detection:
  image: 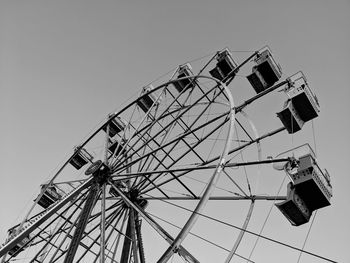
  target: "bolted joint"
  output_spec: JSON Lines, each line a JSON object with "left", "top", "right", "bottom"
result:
{"left": 85, "top": 160, "right": 110, "bottom": 184}
{"left": 172, "top": 245, "right": 179, "bottom": 253}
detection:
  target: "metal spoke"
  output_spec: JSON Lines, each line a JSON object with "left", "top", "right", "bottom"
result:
{"left": 26, "top": 191, "right": 88, "bottom": 263}
{"left": 75, "top": 205, "right": 126, "bottom": 263}
{"left": 136, "top": 110, "right": 229, "bottom": 195}
{"left": 140, "top": 127, "right": 286, "bottom": 195}
{"left": 110, "top": 209, "right": 129, "bottom": 262}
{"left": 138, "top": 116, "right": 229, "bottom": 195}
{"left": 109, "top": 180, "right": 201, "bottom": 263}
{"left": 112, "top": 83, "right": 221, "bottom": 174}
{"left": 116, "top": 158, "right": 289, "bottom": 178}
{"left": 48, "top": 195, "right": 91, "bottom": 263}
{"left": 143, "top": 195, "right": 286, "bottom": 201}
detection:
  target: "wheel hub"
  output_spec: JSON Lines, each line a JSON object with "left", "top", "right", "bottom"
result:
{"left": 85, "top": 160, "right": 110, "bottom": 184}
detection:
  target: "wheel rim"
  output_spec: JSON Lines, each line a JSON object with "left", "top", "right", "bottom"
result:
{"left": 0, "top": 48, "right": 322, "bottom": 263}
{"left": 1, "top": 74, "right": 238, "bottom": 263}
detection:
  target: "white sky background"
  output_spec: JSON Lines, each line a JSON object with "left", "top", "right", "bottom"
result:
{"left": 0, "top": 0, "right": 349, "bottom": 262}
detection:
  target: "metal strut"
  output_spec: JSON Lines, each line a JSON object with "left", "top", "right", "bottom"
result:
{"left": 64, "top": 183, "right": 100, "bottom": 263}
{"left": 120, "top": 209, "right": 142, "bottom": 263}
{"left": 120, "top": 210, "right": 133, "bottom": 263}
{"left": 135, "top": 218, "right": 146, "bottom": 263}
{"left": 109, "top": 180, "right": 200, "bottom": 263}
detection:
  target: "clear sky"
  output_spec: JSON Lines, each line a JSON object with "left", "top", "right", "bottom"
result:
{"left": 1, "top": 1, "right": 349, "bottom": 262}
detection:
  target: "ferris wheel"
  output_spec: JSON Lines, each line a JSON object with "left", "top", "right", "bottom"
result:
{"left": 0, "top": 47, "right": 333, "bottom": 263}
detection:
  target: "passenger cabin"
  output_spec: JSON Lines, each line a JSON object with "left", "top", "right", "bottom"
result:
{"left": 276, "top": 182, "right": 312, "bottom": 226}
{"left": 37, "top": 184, "right": 62, "bottom": 209}
{"left": 247, "top": 49, "right": 282, "bottom": 93}
{"left": 69, "top": 147, "right": 93, "bottom": 170}
{"left": 289, "top": 154, "right": 332, "bottom": 211}
{"left": 277, "top": 72, "right": 319, "bottom": 134}
{"left": 103, "top": 116, "right": 126, "bottom": 137}
{"left": 275, "top": 144, "right": 332, "bottom": 226}
{"left": 173, "top": 63, "right": 195, "bottom": 92}
{"left": 7, "top": 227, "right": 30, "bottom": 257}
{"left": 137, "top": 85, "right": 158, "bottom": 113}
{"left": 209, "top": 48, "right": 237, "bottom": 81}
{"left": 277, "top": 100, "right": 305, "bottom": 134}
{"left": 286, "top": 73, "right": 320, "bottom": 122}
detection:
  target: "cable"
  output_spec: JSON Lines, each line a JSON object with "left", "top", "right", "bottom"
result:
{"left": 234, "top": 124, "right": 252, "bottom": 196}
{"left": 151, "top": 196, "right": 337, "bottom": 263}
{"left": 186, "top": 51, "right": 216, "bottom": 64}
{"left": 296, "top": 120, "right": 319, "bottom": 263}
{"left": 231, "top": 51, "right": 256, "bottom": 53}
{"left": 144, "top": 66, "right": 178, "bottom": 88}
{"left": 311, "top": 120, "right": 318, "bottom": 156}
{"left": 247, "top": 175, "right": 287, "bottom": 261}
{"left": 297, "top": 210, "right": 318, "bottom": 263}
{"left": 184, "top": 174, "right": 244, "bottom": 197}
{"left": 206, "top": 119, "right": 225, "bottom": 162}
{"left": 147, "top": 212, "right": 255, "bottom": 263}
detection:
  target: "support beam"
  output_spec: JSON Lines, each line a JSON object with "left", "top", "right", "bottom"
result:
{"left": 129, "top": 209, "right": 139, "bottom": 263}
{"left": 64, "top": 183, "right": 100, "bottom": 263}
{"left": 135, "top": 216, "right": 146, "bottom": 263}
{"left": 120, "top": 212, "right": 133, "bottom": 263}
{"left": 100, "top": 183, "right": 106, "bottom": 263}
{"left": 109, "top": 181, "right": 200, "bottom": 263}
{"left": 111, "top": 210, "right": 128, "bottom": 262}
